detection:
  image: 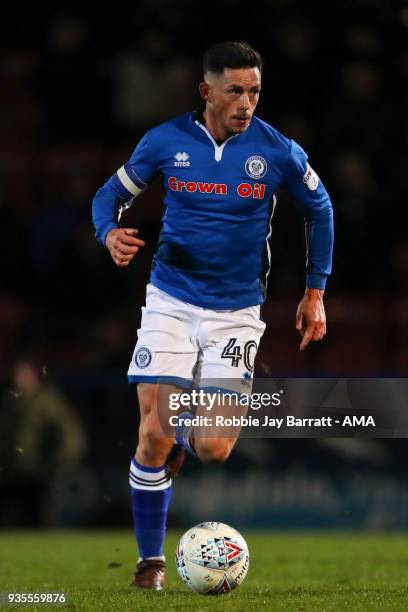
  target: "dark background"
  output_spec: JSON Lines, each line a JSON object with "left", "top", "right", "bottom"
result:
{"left": 0, "top": 1, "right": 407, "bottom": 529}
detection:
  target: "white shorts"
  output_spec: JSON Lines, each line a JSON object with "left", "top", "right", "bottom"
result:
{"left": 127, "top": 284, "right": 266, "bottom": 392}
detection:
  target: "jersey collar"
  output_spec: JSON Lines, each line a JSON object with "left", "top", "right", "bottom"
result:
{"left": 192, "top": 109, "right": 239, "bottom": 162}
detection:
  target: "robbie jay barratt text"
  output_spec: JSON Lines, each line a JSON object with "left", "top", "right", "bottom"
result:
{"left": 167, "top": 415, "right": 376, "bottom": 428}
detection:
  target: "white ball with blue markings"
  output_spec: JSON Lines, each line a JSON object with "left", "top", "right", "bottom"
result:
{"left": 175, "top": 521, "right": 249, "bottom": 594}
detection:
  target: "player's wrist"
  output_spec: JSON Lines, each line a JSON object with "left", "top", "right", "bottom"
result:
{"left": 103, "top": 224, "right": 120, "bottom": 246}
{"left": 105, "top": 226, "right": 120, "bottom": 244}
{"left": 304, "top": 288, "right": 325, "bottom": 300}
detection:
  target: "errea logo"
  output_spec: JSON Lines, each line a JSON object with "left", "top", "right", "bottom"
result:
{"left": 174, "top": 152, "right": 190, "bottom": 167}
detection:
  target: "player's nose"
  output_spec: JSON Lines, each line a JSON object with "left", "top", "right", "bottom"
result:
{"left": 239, "top": 93, "right": 250, "bottom": 110}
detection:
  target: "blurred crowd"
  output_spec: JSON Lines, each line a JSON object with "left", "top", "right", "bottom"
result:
{"left": 0, "top": 1, "right": 407, "bottom": 526}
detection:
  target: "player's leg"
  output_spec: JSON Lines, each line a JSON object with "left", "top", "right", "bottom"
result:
{"left": 127, "top": 284, "right": 198, "bottom": 589}
{"left": 175, "top": 387, "right": 244, "bottom": 463}
{"left": 135, "top": 383, "right": 174, "bottom": 466}
{"left": 177, "top": 305, "right": 266, "bottom": 463}
{"left": 192, "top": 391, "right": 248, "bottom": 463}
{"left": 129, "top": 383, "right": 178, "bottom": 590}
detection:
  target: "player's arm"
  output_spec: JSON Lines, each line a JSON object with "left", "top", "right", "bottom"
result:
{"left": 283, "top": 140, "right": 334, "bottom": 350}
{"left": 92, "top": 131, "right": 157, "bottom": 267}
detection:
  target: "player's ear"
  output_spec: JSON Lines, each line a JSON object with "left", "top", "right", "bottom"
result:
{"left": 199, "top": 81, "right": 211, "bottom": 103}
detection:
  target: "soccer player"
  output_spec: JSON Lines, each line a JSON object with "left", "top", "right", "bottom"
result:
{"left": 92, "top": 41, "right": 334, "bottom": 590}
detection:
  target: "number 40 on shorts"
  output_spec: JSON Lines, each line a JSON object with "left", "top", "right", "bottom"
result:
{"left": 221, "top": 338, "right": 258, "bottom": 370}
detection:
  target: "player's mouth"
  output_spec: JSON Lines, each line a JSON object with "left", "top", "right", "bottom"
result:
{"left": 232, "top": 116, "right": 251, "bottom": 127}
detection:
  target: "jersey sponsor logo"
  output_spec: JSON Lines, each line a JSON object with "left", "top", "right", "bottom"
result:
{"left": 135, "top": 346, "right": 152, "bottom": 369}
{"left": 169, "top": 176, "right": 227, "bottom": 194}
{"left": 168, "top": 177, "right": 266, "bottom": 199}
{"left": 174, "top": 152, "right": 190, "bottom": 167}
{"left": 237, "top": 183, "right": 266, "bottom": 199}
{"left": 245, "top": 155, "right": 268, "bottom": 179}
{"left": 302, "top": 163, "right": 319, "bottom": 190}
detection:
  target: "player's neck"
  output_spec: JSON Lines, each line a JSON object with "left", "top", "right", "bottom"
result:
{"left": 202, "top": 109, "right": 232, "bottom": 143}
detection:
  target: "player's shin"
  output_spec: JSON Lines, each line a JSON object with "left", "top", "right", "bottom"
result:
{"left": 129, "top": 458, "right": 172, "bottom": 560}
{"left": 175, "top": 411, "right": 197, "bottom": 457}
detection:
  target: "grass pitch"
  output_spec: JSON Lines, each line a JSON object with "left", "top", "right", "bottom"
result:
{"left": 1, "top": 531, "right": 408, "bottom": 611}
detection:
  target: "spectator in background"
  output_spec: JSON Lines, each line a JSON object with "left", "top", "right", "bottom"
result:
{"left": 0, "top": 359, "right": 87, "bottom": 525}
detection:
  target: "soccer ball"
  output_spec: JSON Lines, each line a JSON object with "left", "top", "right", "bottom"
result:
{"left": 175, "top": 521, "right": 249, "bottom": 594}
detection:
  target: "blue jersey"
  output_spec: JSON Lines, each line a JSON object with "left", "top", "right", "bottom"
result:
{"left": 92, "top": 112, "right": 334, "bottom": 309}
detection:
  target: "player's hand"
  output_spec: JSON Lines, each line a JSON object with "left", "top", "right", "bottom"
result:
{"left": 105, "top": 228, "right": 145, "bottom": 267}
{"left": 295, "top": 288, "right": 326, "bottom": 351}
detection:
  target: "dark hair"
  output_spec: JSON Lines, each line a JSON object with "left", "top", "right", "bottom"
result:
{"left": 203, "top": 41, "right": 263, "bottom": 76}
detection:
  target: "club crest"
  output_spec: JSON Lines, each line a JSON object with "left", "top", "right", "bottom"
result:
{"left": 135, "top": 346, "right": 152, "bottom": 369}
{"left": 245, "top": 155, "right": 267, "bottom": 179}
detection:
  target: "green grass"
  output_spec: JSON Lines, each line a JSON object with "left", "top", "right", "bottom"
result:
{"left": 1, "top": 531, "right": 408, "bottom": 611}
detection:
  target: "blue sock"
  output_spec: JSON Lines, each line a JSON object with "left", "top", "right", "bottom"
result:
{"left": 175, "top": 411, "right": 197, "bottom": 457}
{"left": 129, "top": 458, "right": 172, "bottom": 559}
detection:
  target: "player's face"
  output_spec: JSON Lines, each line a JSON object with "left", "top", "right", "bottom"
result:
{"left": 200, "top": 67, "right": 262, "bottom": 138}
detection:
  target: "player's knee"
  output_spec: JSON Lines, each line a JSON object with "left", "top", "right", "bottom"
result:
{"left": 195, "top": 439, "right": 232, "bottom": 464}
{"left": 136, "top": 383, "right": 175, "bottom": 465}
